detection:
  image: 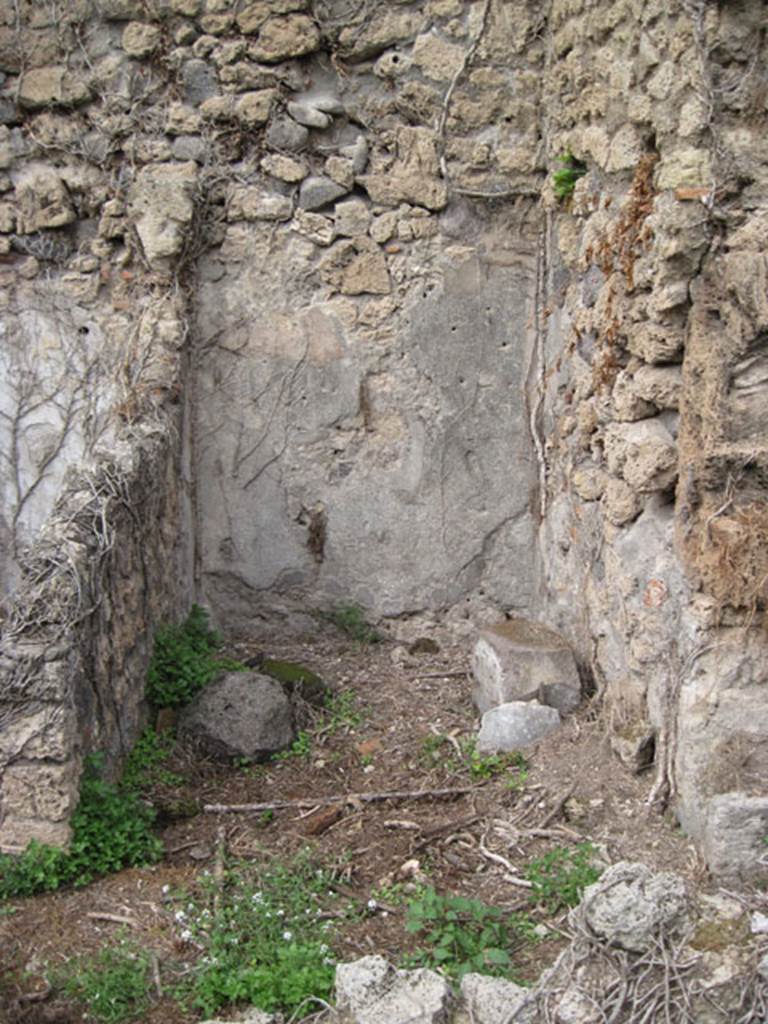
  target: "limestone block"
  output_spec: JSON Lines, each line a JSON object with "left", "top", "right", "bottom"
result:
{"left": 250, "top": 14, "right": 320, "bottom": 62}
{"left": 18, "top": 66, "right": 90, "bottom": 109}
{"left": 340, "top": 136, "right": 369, "bottom": 174}
{"left": 234, "top": 88, "right": 277, "bottom": 127}
{"left": 374, "top": 50, "right": 413, "bottom": 78}
{"left": 411, "top": 32, "right": 464, "bottom": 81}
{"left": 603, "top": 421, "right": 677, "bottom": 493}
{"left": 127, "top": 161, "right": 198, "bottom": 267}
{"left": 606, "top": 124, "right": 645, "bottom": 173}
{"left": 602, "top": 477, "right": 642, "bottom": 527}
{"left": 227, "top": 186, "right": 292, "bottom": 222}
{"left": 656, "top": 148, "right": 712, "bottom": 189}
{"left": 369, "top": 210, "right": 398, "bottom": 244}
{"left": 580, "top": 862, "right": 689, "bottom": 953}
{"left": 572, "top": 465, "right": 607, "bottom": 502}
{"left": 261, "top": 153, "right": 307, "bottom": 183}
{"left": 299, "top": 175, "right": 349, "bottom": 212}
{"left": 472, "top": 619, "right": 580, "bottom": 715}
{"left": 633, "top": 365, "right": 682, "bottom": 410}
{"left": 172, "top": 135, "right": 207, "bottom": 162}
{"left": 16, "top": 168, "right": 74, "bottom": 233}
{"left": 334, "top": 198, "right": 371, "bottom": 238}
{"left": 171, "top": 0, "right": 202, "bottom": 14}
{"left": 325, "top": 156, "right": 355, "bottom": 190}
{"left": 292, "top": 209, "right": 334, "bottom": 246}
{"left": 704, "top": 790, "right": 768, "bottom": 880}
{"left": 626, "top": 321, "right": 684, "bottom": 364}
{"left": 338, "top": 9, "right": 425, "bottom": 61}
{"left": 236, "top": 0, "right": 307, "bottom": 34}
{"left": 460, "top": 974, "right": 535, "bottom": 1024}
{"left": 1, "top": 762, "right": 77, "bottom": 822}
{"left": 320, "top": 238, "right": 390, "bottom": 295}
{"left": 121, "top": 21, "right": 161, "bottom": 57}
{"left": 359, "top": 127, "right": 448, "bottom": 211}
{"left": 178, "top": 672, "right": 295, "bottom": 761}
{"left": 612, "top": 370, "right": 656, "bottom": 422}
{"left": 477, "top": 702, "right": 561, "bottom": 753}
{"left": 0, "top": 199, "right": 14, "bottom": 232}
{"left": 288, "top": 100, "right": 331, "bottom": 129}
{"left": 335, "top": 956, "right": 451, "bottom": 1024}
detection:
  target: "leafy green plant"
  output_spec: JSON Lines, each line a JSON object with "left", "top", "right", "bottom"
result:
{"left": 552, "top": 153, "right": 587, "bottom": 200}
{"left": 120, "top": 728, "right": 183, "bottom": 792}
{"left": 146, "top": 604, "right": 244, "bottom": 709}
{"left": 273, "top": 730, "right": 312, "bottom": 762}
{"left": 0, "top": 756, "right": 163, "bottom": 900}
{"left": 51, "top": 940, "right": 152, "bottom": 1024}
{"left": 461, "top": 739, "right": 528, "bottom": 782}
{"left": 178, "top": 852, "right": 341, "bottom": 1016}
{"left": 524, "top": 843, "right": 602, "bottom": 912}
{"left": 404, "top": 887, "right": 533, "bottom": 981}
{"left": 324, "top": 689, "right": 363, "bottom": 733}
{"left": 326, "top": 603, "right": 382, "bottom": 645}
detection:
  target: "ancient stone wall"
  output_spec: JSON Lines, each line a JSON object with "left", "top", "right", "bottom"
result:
{"left": 537, "top": 0, "right": 768, "bottom": 878}
{"left": 0, "top": 0, "right": 765, "bottom": 875}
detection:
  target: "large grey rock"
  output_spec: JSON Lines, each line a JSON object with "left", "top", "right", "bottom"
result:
{"left": 177, "top": 671, "right": 295, "bottom": 762}
{"left": 579, "top": 862, "right": 689, "bottom": 953}
{"left": 472, "top": 619, "right": 580, "bottom": 715}
{"left": 477, "top": 701, "right": 561, "bottom": 753}
{"left": 460, "top": 973, "right": 536, "bottom": 1024}
{"left": 335, "top": 956, "right": 451, "bottom": 1024}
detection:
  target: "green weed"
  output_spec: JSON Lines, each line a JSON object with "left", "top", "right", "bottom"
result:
{"left": 461, "top": 739, "right": 529, "bottom": 783}
{"left": 404, "top": 887, "right": 533, "bottom": 981}
{"left": 273, "top": 730, "right": 312, "bottom": 762}
{"left": 326, "top": 604, "right": 382, "bottom": 645}
{"left": 324, "top": 689, "right": 363, "bottom": 734}
{"left": 0, "top": 755, "right": 162, "bottom": 900}
{"left": 52, "top": 940, "right": 152, "bottom": 1024}
{"left": 524, "top": 843, "right": 602, "bottom": 912}
{"left": 178, "top": 852, "right": 341, "bottom": 1016}
{"left": 121, "top": 728, "right": 183, "bottom": 792}
{"left": 146, "top": 604, "right": 245, "bottom": 709}
{"left": 553, "top": 153, "right": 587, "bottom": 200}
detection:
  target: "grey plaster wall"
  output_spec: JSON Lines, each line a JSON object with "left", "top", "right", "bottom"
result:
{"left": 193, "top": 215, "right": 540, "bottom": 623}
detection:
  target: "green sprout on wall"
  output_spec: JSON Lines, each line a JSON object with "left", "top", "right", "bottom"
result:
{"left": 553, "top": 153, "right": 587, "bottom": 200}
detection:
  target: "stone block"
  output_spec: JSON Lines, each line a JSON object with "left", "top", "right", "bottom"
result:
{"left": 471, "top": 618, "right": 580, "bottom": 715}
{"left": 477, "top": 701, "right": 561, "bottom": 752}
{"left": 227, "top": 186, "right": 293, "bottom": 222}
{"left": 127, "top": 161, "right": 198, "bottom": 267}
{"left": 15, "top": 168, "right": 74, "bottom": 233}
{"left": 18, "top": 66, "right": 90, "bottom": 109}
{"left": 250, "top": 14, "right": 321, "bottom": 62}
{"left": 1, "top": 762, "right": 77, "bottom": 822}
{"left": 266, "top": 115, "right": 309, "bottom": 153}
{"left": 121, "top": 21, "right": 161, "bottom": 57}
{"left": 603, "top": 420, "right": 677, "bottom": 494}
{"left": 261, "top": 154, "right": 307, "bottom": 183}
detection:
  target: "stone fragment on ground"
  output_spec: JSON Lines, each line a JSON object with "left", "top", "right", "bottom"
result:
{"left": 177, "top": 671, "right": 295, "bottom": 761}
{"left": 477, "top": 701, "right": 561, "bottom": 752}
{"left": 579, "top": 861, "right": 689, "bottom": 952}
{"left": 460, "top": 973, "right": 536, "bottom": 1024}
{"left": 335, "top": 954, "right": 452, "bottom": 1024}
{"left": 471, "top": 619, "right": 580, "bottom": 716}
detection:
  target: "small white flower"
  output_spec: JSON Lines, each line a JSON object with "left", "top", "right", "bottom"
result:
{"left": 180, "top": 928, "right": 192, "bottom": 941}
{"left": 276, "top": 909, "right": 285, "bottom": 917}
{"left": 161, "top": 884, "right": 170, "bottom": 895}
{"left": 367, "top": 899, "right": 377, "bottom": 910}
{"left": 282, "top": 930, "right": 293, "bottom": 941}
{"left": 175, "top": 910, "right": 187, "bottom": 922}
{"left": 319, "top": 944, "right": 329, "bottom": 954}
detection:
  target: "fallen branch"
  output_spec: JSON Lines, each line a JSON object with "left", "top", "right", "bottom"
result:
{"left": 86, "top": 912, "right": 137, "bottom": 927}
{"left": 204, "top": 784, "right": 483, "bottom": 815}
{"left": 539, "top": 783, "right": 577, "bottom": 828}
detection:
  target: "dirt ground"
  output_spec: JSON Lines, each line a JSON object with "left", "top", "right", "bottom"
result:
{"left": 0, "top": 617, "right": 713, "bottom": 1024}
